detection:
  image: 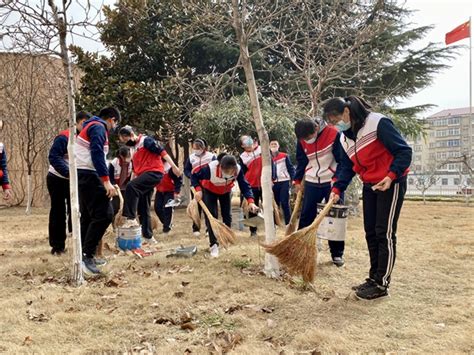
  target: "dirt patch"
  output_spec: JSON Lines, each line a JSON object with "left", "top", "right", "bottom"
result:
{"left": 0, "top": 201, "right": 472, "bottom": 353}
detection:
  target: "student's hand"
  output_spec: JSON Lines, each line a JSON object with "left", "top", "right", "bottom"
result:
{"left": 372, "top": 176, "right": 393, "bottom": 192}
{"left": 172, "top": 166, "right": 182, "bottom": 177}
{"left": 248, "top": 202, "right": 259, "bottom": 213}
{"left": 194, "top": 190, "right": 203, "bottom": 202}
{"left": 103, "top": 180, "right": 117, "bottom": 198}
{"left": 3, "top": 189, "right": 12, "bottom": 201}
{"left": 329, "top": 192, "right": 339, "bottom": 203}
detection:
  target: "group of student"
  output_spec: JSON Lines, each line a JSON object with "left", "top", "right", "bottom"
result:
{"left": 1, "top": 95, "right": 412, "bottom": 300}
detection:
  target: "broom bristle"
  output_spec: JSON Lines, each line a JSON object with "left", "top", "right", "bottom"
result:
{"left": 241, "top": 198, "right": 249, "bottom": 217}
{"left": 209, "top": 218, "right": 236, "bottom": 249}
{"left": 263, "top": 227, "right": 318, "bottom": 282}
{"left": 186, "top": 200, "right": 201, "bottom": 230}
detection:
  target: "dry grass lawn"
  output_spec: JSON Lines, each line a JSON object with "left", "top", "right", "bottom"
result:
{"left": 0, "top": 201, "right": 472, "bottom": 354}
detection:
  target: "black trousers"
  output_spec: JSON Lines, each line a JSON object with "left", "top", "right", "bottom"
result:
{"left": 248, "top": 187, "right": 262, "bottom": 233}
{"left": 46, "top": 173, "right": 72, "bottom": 251}
{"left": 298, "top": 181, "right": 345, "bottom": 258}
{"left": 123, "top": 172, "right": 163, "bottom": 239}
{"left": 78, "top": 173, "right": 113, "bottom": 258}
{"left": 154, "top": 191, "right": 174, "bottom": 232}
{"left": 273, "top": 181, "right": 291, "bottom": 225}
{"left": 202, "top": 188, "right": 231, "bottom": 247}
{"left": 362, "top": 179, "right": 406, "bottom": 287}
{"left": 190, "top": 189, "right": 202, "bottom": 232}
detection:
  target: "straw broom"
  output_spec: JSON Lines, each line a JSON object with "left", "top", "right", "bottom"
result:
{"left": 272, "top": 198, "right": 284, "bottom": 228}
{"left": 285, "top": 178, "right": 305, "bottom": 236}
{"left": 191, "top": 187, "right": 236, "bottom": 249}
{"left": 264, "top": 197, "right": 335, "bottom": 283}
{"left": 186, "top": 199, "right": 201, "bottom": 230}
{"left": 97, "top": 186, "right": 123, "bottom": 257}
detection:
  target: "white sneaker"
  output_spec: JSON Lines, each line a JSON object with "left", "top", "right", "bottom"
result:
{"left": 193, "top": 231, "right": 201, "bottom": 237}
{"left": 210, "top": 244, "right": 219, "bottom": 258}
{"left": 142, "top": 236, "right": 158, "bottom": 245}
{"left": 121, "top": 219, "right": 139, "bottom": 228}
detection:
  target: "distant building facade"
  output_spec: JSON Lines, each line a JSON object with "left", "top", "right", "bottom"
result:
{"left": 407, "top": 107, "right": 473, "bottom": 195}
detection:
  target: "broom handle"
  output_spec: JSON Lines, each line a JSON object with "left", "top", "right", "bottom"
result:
{"left": 115, "top": 185, "right": 124, "bottom": 215}
{"left": 309, "top": 197, "right": 336, "bottom": 229}
{"left": 288, "top": 177, "right": 305, "bottom": 227}
{"left": 190, "top": 187, "right": 216, "bottom": 222}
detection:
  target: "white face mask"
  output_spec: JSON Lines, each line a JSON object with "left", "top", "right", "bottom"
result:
{"left": 242, "top": 137, "right": 254, "bottom": 148}
{"left": 304, "top": 136, "right": 316, "bottom": 144}
{"left": 270, "top": 147, "right": 279, "bottom": 153}
{"left": 222, "top": 170, "right": 235, "bottom": 179}
{"left": 336, "top": 120, "right": 351, "bottom": 131}
{"left": 192, "top": 149, "right": 203, "bottom": 156}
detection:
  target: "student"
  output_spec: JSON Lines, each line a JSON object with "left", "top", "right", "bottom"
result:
{"left": 118, "top": 126, "right": 181, "bottom": 244}
{"left": 76, "top": 107, "right": 119, "bottom": 275}
{"left": 184, "top": 138, "right": 216, "bottom": 236}
{"left": 239, "top": 135, "right": 263, "bottom": 237}
{"left": 154, "top": 160, "right": 183, "bottom": 236}
{"left": 270, "top": 140, "right": 295, "bottom": 225}
{"left": 47, "top": 111, "right": 90, "bottom": 255}
{"left": 323, "top": 96, "right": 412, "bottom": 300}
{"left": 0, "top": 120, "right": 12, "bottom": 202}
{"left": 294, "top": 118, "right": 346, "bottom": 267}
{"left": 191, "top": 154, "right": 258, "bottom": 258}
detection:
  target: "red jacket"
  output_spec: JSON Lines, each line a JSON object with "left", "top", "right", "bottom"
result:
{"left": 132, "top": 135, "right": 167, "bottom": 177}
{"left": 240, "top": 145, "right": 262, "bottom": 188}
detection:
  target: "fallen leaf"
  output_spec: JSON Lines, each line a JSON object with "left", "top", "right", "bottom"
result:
{"left": 184, "top": 348, "right": 192, "bottom": 354}
{"left": 22, "top": 336, "right": 32, "bottom": 346}
{"left": 224, "top": 305, "right": 242, "bottom": 314}
{"left": 27, "top": 311, "right": 50, "bottom": 322}
{"left": 26, "top": 300, "right": 33, "bottom": 306}
{"left": 174, "top": 291, "right": 185, "bottom": 298}
{"left": 106, "top": 307, "right": 118, "bottom": 314}
{"left": 153, "top": 317, "right": 176, "bottom": 325}
{"left": 267, "top": 319, "right": 276, "bottom": 328}
{"left": 181, "top": 322, "right": 197, "bottom": 331}
{"left": 261, "top": 307, "right": 274, "bottom": 313}
{"left": 57, "top": 297, "right": 64, "bottom": 303}
{"left": 150, "top": 303, "right": 160, "bottom": 308}
{"left": 180, "top": 312, "right": 193, "bottom": 323}
{"left": 105, "top": 278, "right": 121, "bottom": 287}
{"left": 181, "top": 281, "right": 190, "bottom": 287}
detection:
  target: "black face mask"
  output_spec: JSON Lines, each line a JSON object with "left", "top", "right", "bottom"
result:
{"left": 125, "top": 139, "right": 137, "bottom": 147}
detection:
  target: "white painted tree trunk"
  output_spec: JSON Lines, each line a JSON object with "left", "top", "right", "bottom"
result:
{"left": 232, "top": 0, "right": 280, "bottom": 278}
{"left": 49, "top": 0, "right": 83, "bottom": 285}
{"left": 25, "top": 173, "right": 32, "bottom": 215}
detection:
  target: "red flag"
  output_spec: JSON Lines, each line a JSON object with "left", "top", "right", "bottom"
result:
{"left": 445, "top": 20, "right": 470, "bottom": 45}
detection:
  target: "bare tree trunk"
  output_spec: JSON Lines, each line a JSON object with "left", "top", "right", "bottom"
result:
{"left": 25, "top": 170, "right": 32, "bottom": 215}
{"left": 422, "top": 191, "right": 426, "bottom": 204}
{"left": 232, "top": 0, "right": 279, "bottom": 278}
{"left": 48, "top": 0, "right": 83, "bottom": 285}
{"left": 182, "top": 140, "right": 190, "bottom": 205}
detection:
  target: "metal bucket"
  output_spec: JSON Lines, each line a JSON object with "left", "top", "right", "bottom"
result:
{"left": 117, "top": 226, "right": 142, "bottom": 250}
{"left": 316, "top": 203, "right": 349, "bottom": 241}
{"left": 231, "top": 207, "right": 244, "bottom": 231}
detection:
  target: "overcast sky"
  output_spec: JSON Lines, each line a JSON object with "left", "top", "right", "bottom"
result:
{"left": 72, "top": 0, "right": 474, "bottom": 118}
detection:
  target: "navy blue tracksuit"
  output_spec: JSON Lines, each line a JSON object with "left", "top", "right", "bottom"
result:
{"left": 298, "top": 182, "right": 345, "bottom": 258}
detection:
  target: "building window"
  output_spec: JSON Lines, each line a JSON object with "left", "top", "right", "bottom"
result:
{"left": 408, "top": 178, "right": 414, "bottom": 185}
{"left": 447, "top": 117, "right": 460, "bottom": 125}
{"left": 454, "top": 178, "right": 460, "bottom": 185}
{"left": 442, "top": 178, "right": 448, "bottom": 185}
{"left": 414, "top": 145, "right": 422, "bottom": 152}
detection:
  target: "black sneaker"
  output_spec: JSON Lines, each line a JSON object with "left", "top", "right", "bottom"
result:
{"left": 351, "top": 278, "right": 375, "bottom": 291}
{"left": 355, "top": 283, "right": 389, "bottom": 300}
{"left": 332, "top": 256, "right": 345, "bottom": 267}
{"left": 82, "top": 256, "right": 101, "bottom": 275}
{"left": 51, "top": 248, "right": 66, "bottom": 256}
